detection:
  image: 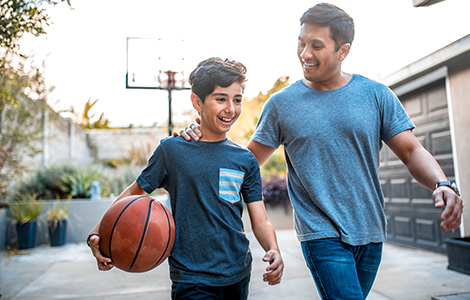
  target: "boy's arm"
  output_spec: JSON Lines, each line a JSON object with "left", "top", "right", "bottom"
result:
{"left": 246, "top": 201, "right": 284, "bottom": 285}
{"left": 88, "top": 181, "right": 147, "bottom": 271}
{"left": 386, "top": 129, "right": 463, "bottom": 233}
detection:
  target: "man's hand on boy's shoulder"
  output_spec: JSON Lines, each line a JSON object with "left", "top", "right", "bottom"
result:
{"left": 173, "top": 118, "right": 202, "bottom": 141}
{"left": 262, "top": 250, "right": 284, "bottom": 285}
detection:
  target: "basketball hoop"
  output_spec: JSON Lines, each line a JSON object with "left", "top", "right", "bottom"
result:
{"left": 125, "top": 37, "right": 191, "bottom": 136}
{"left": 158, "top": 70, "right": 188, "bottom": 90}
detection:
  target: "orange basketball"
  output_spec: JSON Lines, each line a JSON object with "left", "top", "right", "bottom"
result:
{"left": 99, "top": 195, "right": 175, "bottom": 273}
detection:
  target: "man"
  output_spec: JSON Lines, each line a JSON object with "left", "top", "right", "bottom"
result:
{"left": 180, "top": 4, "right": 463, "bottom": 299}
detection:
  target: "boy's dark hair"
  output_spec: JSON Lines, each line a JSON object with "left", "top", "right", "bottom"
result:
{"left": 300, "top": 3, "right": 355, "bottom": 51}
{"left": 189, "top": 58, "right": 247, "bottom": 103}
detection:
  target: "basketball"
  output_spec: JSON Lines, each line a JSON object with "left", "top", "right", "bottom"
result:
{"left": 99, "top": 195, "right": 175, "bottom": 273}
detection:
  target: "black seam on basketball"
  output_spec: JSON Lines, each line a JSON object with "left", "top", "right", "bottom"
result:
{"left": 150, "top": 201, "right": 172, "bottom": 269}
{"left": 108, "top": 195, "right": 148, "bottom": 263}
{"left": 127, "top": 198, "right": 152, "bottom": 272}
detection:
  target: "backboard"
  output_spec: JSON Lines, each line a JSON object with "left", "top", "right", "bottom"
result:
{"left": 126, "top": 37, "right": 189, "bottom": 89}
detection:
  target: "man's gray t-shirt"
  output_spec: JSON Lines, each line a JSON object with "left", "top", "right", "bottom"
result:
{"left": 251, "top": 75, "right": 414, "bottom": 245}
{"left": 137, "top": 137, "right": 262, "bottom": 286}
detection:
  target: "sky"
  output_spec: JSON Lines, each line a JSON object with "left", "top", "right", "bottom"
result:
{"left": 20, "top": 0, "right": 470, "bottom": 128}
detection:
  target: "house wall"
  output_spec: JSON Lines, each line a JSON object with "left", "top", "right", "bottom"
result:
{"left": 384, "top": 51, "right": 470, "bottom": 238}
{"left": 447, "top": 51, "right": 470, "bottom": 236}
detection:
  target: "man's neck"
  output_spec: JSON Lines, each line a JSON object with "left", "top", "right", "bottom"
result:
{"left": 304, "top": 71, "right": 352, "bottom": 91}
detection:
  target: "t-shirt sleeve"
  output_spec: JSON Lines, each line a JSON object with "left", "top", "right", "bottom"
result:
{"left": 251, "top": 96, "right": 282, "bottom": 148}
{"left": 240, "top": 156, "right": 263, "bottom": 203}
{"left": 380, "top": 87, "right": 415, "bottom": 143}
{"left": 136, "top": 143, "right": 168, "bottom": 194}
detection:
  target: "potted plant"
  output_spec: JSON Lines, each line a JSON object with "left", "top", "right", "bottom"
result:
{"left": 46, "top": 199, "right": 71, "bottom": 246}
{"left": 8, "top": 194, "right": 43, "bottom": 249}
{"left": 445, "top": 237, "right": 470, "bottom": 275}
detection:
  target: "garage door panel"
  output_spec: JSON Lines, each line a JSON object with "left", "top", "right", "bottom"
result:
{"left": 380, "top": 79, "right": 460, "bottom": 253}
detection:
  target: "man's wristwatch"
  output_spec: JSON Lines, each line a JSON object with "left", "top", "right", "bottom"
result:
{"left": 434, "top": 180, "right": 460, "bottom": 197}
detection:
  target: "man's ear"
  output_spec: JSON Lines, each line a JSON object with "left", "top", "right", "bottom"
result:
{"left": 338, "top": 43, "right": 351, "bottom": 62}
{"left": 191, "top": 94, "right": 203, "bottom": 112}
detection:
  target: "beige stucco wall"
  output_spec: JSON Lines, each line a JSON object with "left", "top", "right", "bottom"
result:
{"left": 86, "top": 127, "right": 167, "bottom": 161}
{"left": 447, "top": 53, "right": 470, "bottom": 236}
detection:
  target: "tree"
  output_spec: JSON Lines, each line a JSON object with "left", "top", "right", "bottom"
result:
{"left": 228, "top": 76, "right": 290, "bottom": 177}
{"left": 0, "top": 0, "right": 71, "bottom": 52}
{"left": 0, "top": 92, "right": 45, "bottom": 201}
{"left": 0, "top": 0, "right": 71, "bottom": 200}
{"left": 228, "top": 76, "right": 290, "bottom": 145}
{"left": 1, "top": 0, "right": 71, "bottom": 110}
{"left": 73, "top": 98, "right": 110, "bottom": 129}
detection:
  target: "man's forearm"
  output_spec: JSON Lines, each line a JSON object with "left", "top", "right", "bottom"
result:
{"left": 403, "top": 146, "right": 447, "bottom": 191}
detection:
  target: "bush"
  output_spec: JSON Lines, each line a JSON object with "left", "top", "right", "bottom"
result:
{"left": 262, "top": 175, "right": 291, "bottom": 208}
{"left": 100, "top": 165, "right": 142, "bottom": 198}
{"left": 8, "top": 193, "right": 43, "bottom": 224}
{"left": 17, "top": 162, "right": 142, "bottom": 200}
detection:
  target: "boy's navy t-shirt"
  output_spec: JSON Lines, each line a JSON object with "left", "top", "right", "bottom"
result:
{"left": 137, "top": 136, "right": 263, "bottom": 286}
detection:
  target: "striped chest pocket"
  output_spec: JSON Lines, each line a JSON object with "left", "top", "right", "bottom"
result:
{"left": 219, "top": 168, "right": 245, "bottom": 203}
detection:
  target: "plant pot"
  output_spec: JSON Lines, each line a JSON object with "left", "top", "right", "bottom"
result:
{"left": 16, "top": 221, "right": 37, "bottom": 249}
{"left": 48, "top": 219, "right": 67, "bottom": 247}
{"left": 445, "top": 237, "right": 470, "bottom": 275}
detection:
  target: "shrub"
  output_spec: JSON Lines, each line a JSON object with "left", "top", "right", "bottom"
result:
{"left": 17, "top": 162, "right": 142, "bottom": 200}
{"left": 57, "top": 170, "right": 99, "bottom": 198}
{"left": 17, "top": 162, "right": 101, "bottom": 200}
{"left": 100, "top": 165, "right": 142, "bottom": 198}
{"left": 262, "top": 175, "right": 291, "bottom": 208}
{"left": 8, "top": 193, "right": 43, "bottom": 224}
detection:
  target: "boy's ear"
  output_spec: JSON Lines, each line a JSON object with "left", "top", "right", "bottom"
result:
{"left": 191, "top": 94, "right": 203, "bottom": 112}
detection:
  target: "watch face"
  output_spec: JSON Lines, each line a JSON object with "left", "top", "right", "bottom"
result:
{"left": 451, "top": 182, "right": 461, "bottom": 196}
{"left": 436, "top": 181, "right": 460, "bottom": 197}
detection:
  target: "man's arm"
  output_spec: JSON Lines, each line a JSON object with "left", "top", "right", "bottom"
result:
{"left": 246, "top": 201, "right": 284, "bottom": 285}
{"left": 246, "top": 140, "right": 277, "bottom": 166}
{"left": 177, "top": 120, "right": 278, "bottom": 167}
{"left": 386, "top": 129, "right": 463, "bottom": 233}
{"left": 88, "top": 181, "right": 147, "bottom": 271}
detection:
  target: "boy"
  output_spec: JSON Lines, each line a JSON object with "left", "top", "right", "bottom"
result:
{"left": 88, "top": 57, "right": 284, "bottom": 299}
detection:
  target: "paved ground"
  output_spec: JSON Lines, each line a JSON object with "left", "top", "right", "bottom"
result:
{"left": 1, "top": 229, "right": 470, "bottom": 300}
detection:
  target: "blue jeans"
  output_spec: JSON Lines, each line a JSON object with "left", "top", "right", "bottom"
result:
{"left": 301, "top": 238, "right": 383, "bottom": 300}
{"left": 171, "top": 274, "right": 250, "bottom": 300}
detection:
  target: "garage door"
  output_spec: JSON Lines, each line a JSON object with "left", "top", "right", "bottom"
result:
{"left": 379, "top": 78, "right": 460, "bottom": 253}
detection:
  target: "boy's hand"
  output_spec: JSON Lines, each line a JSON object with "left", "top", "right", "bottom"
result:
{"left": 262, "top": 250, "right": 284, "bottom": 285}
{"left": 173, "top": 118, "right": 202, "bottom": 141}
{"left": 89, "top": 234, "right": 114, "bottom": 271}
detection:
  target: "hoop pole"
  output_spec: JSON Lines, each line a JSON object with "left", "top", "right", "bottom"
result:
{"left": 167, "top": 89, "right": 173, "bottom": 136}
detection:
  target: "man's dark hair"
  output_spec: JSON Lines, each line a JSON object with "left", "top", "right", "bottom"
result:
{"left": 189, "top": 58, "right": 247, "bottom": 103}
{"left": 300, "top": 3, "right": 355, "bottom": 51}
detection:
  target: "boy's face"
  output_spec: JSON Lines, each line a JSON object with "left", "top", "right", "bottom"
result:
{"left": 191, "top": 82, "right": 243, "bottom": 142}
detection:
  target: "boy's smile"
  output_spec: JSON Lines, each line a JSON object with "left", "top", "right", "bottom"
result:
{"left": 191, "top": 82, "right": 243, "bottom": 142}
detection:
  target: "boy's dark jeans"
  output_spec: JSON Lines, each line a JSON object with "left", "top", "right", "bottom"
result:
{"left": 171, "top": 274, "right": 250, "bottom": 300}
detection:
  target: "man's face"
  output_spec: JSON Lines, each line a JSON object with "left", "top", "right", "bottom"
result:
{"left": 193, "top": 82, "right": 243, "bottom": 142}
{"left": 297, "top": 23, "right": 344, "bottom": 86}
